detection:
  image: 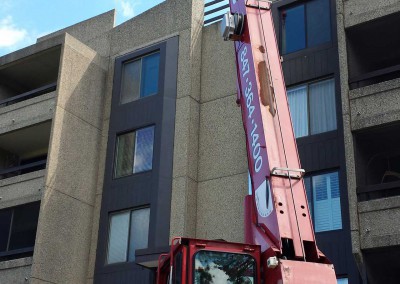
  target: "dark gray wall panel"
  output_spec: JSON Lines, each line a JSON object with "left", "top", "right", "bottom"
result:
{"left": 94, "top": 37, "right": 179, "bottom": 283}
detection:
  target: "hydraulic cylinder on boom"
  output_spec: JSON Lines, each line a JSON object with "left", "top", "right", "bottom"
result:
{"left": 153, "top": 1, "right": 338, "bottom": 283}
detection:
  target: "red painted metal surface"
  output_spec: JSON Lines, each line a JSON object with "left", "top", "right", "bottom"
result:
{"left": 231, "top": 0, "right": 319, "bottom": 259}
{"left": 264, "top": 258, "right": 336, "bottom": 283}
{"left": 156, "top": 1, "right": 337, "bottom": 282}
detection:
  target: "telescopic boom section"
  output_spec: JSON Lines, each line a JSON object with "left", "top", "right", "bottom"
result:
{"left": 222, "top": 0, "right": 337, "bottom": 282}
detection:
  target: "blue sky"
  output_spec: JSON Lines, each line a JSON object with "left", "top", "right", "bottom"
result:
{"left": 0, "top": 0, "right": 165, "bottom": 56}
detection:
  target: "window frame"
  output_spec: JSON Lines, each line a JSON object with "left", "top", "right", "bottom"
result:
{"left": 106, "top": 206, "right": 151, "bottom": 265}
{"left": 119, "top": 51, "right": 161, "bottom": 104}
{"left": 304, "top": 170, "right": 343, "bottom": 233}
{"left": 0, "top": 202, "right": 40, "bottom": 260}
{"left": 280, "top": 0, "right": 332, "bottom": 55}
{"left": 114, "top": 44, "right": 165, "bottom": 107}
{"left": 287, "top": 77, "right": 337, "bottom": 138}
{"left": 113, "top": 125, "right": 156, "bottom": 179}
{"left": 192, "top": 250, "right": 257, "bottom": 284}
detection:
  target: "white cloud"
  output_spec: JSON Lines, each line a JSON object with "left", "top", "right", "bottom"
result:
{"left": 120, "top": 0, "right": 135, "bottom": 18}
{"left": 0, "top": 16, "right": 27, "bottom": 48}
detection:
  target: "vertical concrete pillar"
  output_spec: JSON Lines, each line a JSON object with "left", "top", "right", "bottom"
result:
{"left": 30, "top": 34, "right": 108, "bottom": 284}
{"left": 170, "top": 0, "right": 205, "bottom": 240}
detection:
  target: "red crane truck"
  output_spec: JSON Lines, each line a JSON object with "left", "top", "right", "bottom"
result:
{"left": 155, "top": 1, "right": 338, "bottom": 283}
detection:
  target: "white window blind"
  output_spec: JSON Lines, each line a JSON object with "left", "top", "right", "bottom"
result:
{"left": 309, "top": 78, "right": 336, "bottom": 134}
{"left": 107, "top": 208, "right": 150, "bottom": 264}
{"left": 287, "top": 78, "right": 336, "bottom": 138}
{"left": 107, "top": 212, "right": 130, "bottom": 264}
{"left": 288, "top": 85, "right": 308, "bottom": 138}
{"left": 312, "top": 172, "right": 342, "bottom": 232}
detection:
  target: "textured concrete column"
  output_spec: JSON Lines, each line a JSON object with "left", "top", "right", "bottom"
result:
{"left": 170, "top": 0, "right": 204, "bottom": 240}
{"left": 30, "top": 34, "right": 108, "bottom": 284}
{"left": 195, "top": 23, "right": 247, "bottom": 243}
{"left": 336, "top": 0, "right": 366, "bottom": 281}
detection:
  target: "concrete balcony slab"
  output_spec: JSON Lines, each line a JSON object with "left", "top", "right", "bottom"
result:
{"left": 0, "top": 170, "right": 44, "bottom": 209}
{"left": 0, "top": 92, "right": 55, "bottom": 135}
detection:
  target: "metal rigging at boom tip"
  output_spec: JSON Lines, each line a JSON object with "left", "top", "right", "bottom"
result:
{"left": 146, "top": 1, "right": 338, "bottom": 283}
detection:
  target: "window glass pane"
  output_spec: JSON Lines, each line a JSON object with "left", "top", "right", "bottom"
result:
{"left": 141, "top": 52, "right": 160, "bottom": 98}
{"left": 0, "top": 209, "right": 12, "bottom": 252}
{"left": 120, "top": 59, "right": 141, "bottom": 104}
{"left": 115, "top": 132, "right": 135, "bottom": 178}
{"left": 8, "top": 202, "right": 40, "bottom": 250}
{"left": 337, "top": 278, "right": 348, "bottom": 284}
{"left": 194, "top": 251, "right": 256, "bottom": 283}
{"left": 287, "top": 85, "right": 308, "bottom": 138}
{"left": 307, "top": 0, "right": 331, "bottom": 47}
{"left": 309, "top": 78, "right": 336, "bottom": 135}
{"left": 107, "top": 212, "right": 130, "bottom": 264}
{"left": 133, "top": 126, "right": 155, "bottom": 173}
{"left": 282, "top": 5, "right": 306, "bottom": 54}
{"left": 128, "top": 208, "right": 150, "bottom": 261}
{"left": 313, "top": 172, "right": 342, "bottom": 232}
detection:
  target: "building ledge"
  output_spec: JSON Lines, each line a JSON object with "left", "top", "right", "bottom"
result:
{"left": 0, "top": 170, "right": 45, "bottom": 209}
{"left": 0, "top": 257, "right": 32, "bottom": 270}
{"left": 349, "top": 77, "right": 400, "bottom": 100}
{"left": 358, "top": 195, "right": 400, "bottom": 213}
{"left": 0, "top": 91, "right": 55, "bottom": 135}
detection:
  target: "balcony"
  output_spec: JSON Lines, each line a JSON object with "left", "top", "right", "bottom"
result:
{"left": 355, "top": 123, "right": 400, "bottom": 201}
{"left": 0, "top": 46, "right": 60, "bottom": 107}
{"left": 347, "top": 12, "right": 400, "bottom": 89}
{"left": 0, "top": 121, "right": 50, "bottom": 184}
{"left": 0, "top": 83, "right": 56, "bottom": 108}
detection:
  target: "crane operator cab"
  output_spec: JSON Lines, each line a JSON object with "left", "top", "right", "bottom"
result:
{"left": 157, "top": 238, "right": 261, "bottom": 284}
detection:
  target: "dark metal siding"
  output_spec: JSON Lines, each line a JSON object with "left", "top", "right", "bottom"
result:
{"left": 272, "top": 0, "right": 360, "bottom": 282}
{"left": 94, "top": 37, "right": 179, "bottom": 283}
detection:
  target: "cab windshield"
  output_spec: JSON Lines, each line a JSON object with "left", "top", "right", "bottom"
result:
{"left": 194, "top": 251, "right": 256, "bottom": 284}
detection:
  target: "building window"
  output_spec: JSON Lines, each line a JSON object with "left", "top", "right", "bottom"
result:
{"left": 120, "top": 52, "right": 160, "bottom": 104}
{"left": 304, "top": 171, "right": 342, "bottom": 233}
{"left": 106, "top": 207, "right": 150, "bottom": 264}
{"left": 114, "top": 126, "right": 155, "bottom": 178}
{"left": 287, "top": 78, "right": 336, "bottom": 138}
{"left": 281, "top": 0, "right": 331, "bottom": 54}
{"left": 0, "top": 202, "right": 40, "bottom": 258}
{"left": 337, "top": 278, "right": 348, "bottom": 284}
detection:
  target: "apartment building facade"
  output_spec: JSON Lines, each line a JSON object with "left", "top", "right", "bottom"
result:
{"left": 336, "top": 0, "right": 400, "bottom": 283}
{"left": 0, "top": 0, "right": 399, "bottom": 283}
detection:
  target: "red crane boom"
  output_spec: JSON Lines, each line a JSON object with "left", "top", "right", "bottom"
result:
{"left": 151, "top": 1, "right": 338, "bottom": 283}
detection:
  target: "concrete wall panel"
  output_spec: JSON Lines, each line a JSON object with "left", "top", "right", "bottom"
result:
{"left": 0, "top": 92, "right": 55, "bottom": 135}
{"left": 198, "top": 94, "right": 247, "bottom": 181}
{"left": 0, "top": 170, "right": 44, "bottom": 209}
{"left": 170, "top": 176, "right": 197, "bottom": 239}
{"left": 31, "top": 188, "right": 93, "bottom": 284}
{"left": 201, "top": 23, "right": 237, "bottom": 103}
{"left": 196, "top": 173, "right": 247, "bottom": 243}
{"left": 31, "top": 36, "right": 105, "bottom": 284}
{"left": 359, "top": 197, "right": 400, "bottom": 249}
{"left": 0, "top": 258, "right": 32, "bottom": 284}
{"left": 344, "top": 0, "right": 400, "bottom": 28}
{"left": 349, "top": 79, "right": 400, "bottom": 130}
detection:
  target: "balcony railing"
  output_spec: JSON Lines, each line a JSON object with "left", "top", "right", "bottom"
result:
{"left": 0, "top": 246, "right": 34, "bottom": 261}
{"left": 0, "top": 159, "right": 47, "bottom": 180}
{"left": 0, "top": 82, "right": 57, "bottom": 108}
{"left": 357, "top": 180, "right": 400, "bottom": 201}
{"left": 349, "top": 64, "right": 400, "bottom": 90}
